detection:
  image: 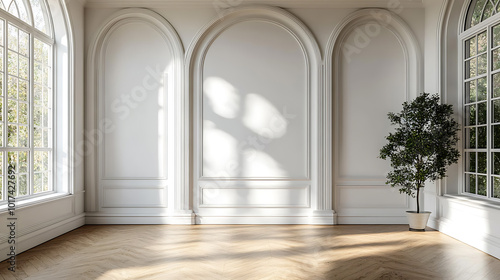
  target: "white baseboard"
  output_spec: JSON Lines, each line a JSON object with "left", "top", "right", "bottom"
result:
{"left": 196, "top": 214, "right": 335, "bottom": 225}
{"left": 438, "top": 217, "right": 500, "bottom": 260}
{"left": 337, "top": 216, "right": 408, "bottom": 224}
{"left": 1, "top": 214, "right": 85, "bottom": 262}
{"left": 85, "top": 214, "right": 195, "bottom": 224}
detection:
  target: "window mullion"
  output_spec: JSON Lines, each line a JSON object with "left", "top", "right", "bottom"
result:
{"left": 2, "top": 19, "right": 5, "bottom": 202}
{"left": 488, "top": 24, "right": 492, "bottom": 199}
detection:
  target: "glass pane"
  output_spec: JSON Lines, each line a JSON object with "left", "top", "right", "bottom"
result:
{"left": 18, "top": 79, "right": 27, "bottom": 101}
{"left": 478, "top": 102, "right": 487, "bottom": 125}
{"left": 0, "top": 48, "right": 3, "bottom": 72}
{"left": 478, "top": 175, "right": 487, "bottom": 196}
{"left": 31, "top": 0, "right": 48, "bottom": 34}
{"left": 494, "top": 99, "right": 500, "bottom": 123}
{"left": 7, "top": 151, "right": 17, "bottom": 171}
{"left": 19, "top": 56, "right": 28, "bottom": 80}
{"left": 0, "top": 123, "right": 2, "bottom": 147}
{"left": 494, "top": 177, "right": 500, "bottom": 198}
{"left": 34, "top": 106, "right": 42, "bottom": 126}
{"left": 0, "top": 20, "right": 3, "bottom": 46}
{"left": 8, "top": 50, "right": 18, "bottom": 76}
{"left": 8, "top": 76, "right": 17, "bottom": 99}
{"left": 494, "top": 73, "right": 500, "bottom": 98}
{"left": 34, "top": 172, "right": 42, "bottom": 193}
{"left": 466, "top": 37, "right": 475, "bottom": 58}
{"left": 7, "top": 124, "right": 17, "bottom": 147}
{"left": 43, "top": 173, "right": 48, "bottom": 192}
{"left": 19, "top": 102, "right": 27, "bottom": 124}
{"left": 43, "top": 87, "right": 49, "bottom": 107}
{"left": 14, "top": 0, "right": 29, "bottom": 24}
{"left": 467, "top": 80, "right": 477, "bottom": 102}
{"left": 471, "top": 0, "right": 486, "bottom": 27}
{"left": 466, "top": 104, "right": 476, "bottom": 125}
{"left": 466, "top": 58, "right": 477, "bottom": 78}
{"left": 494, "top": 153, "right": 500, "bottom": 175}
{"left": 478, "top": 54, "right": 487, "bottom": 75}
{"left": 43, "top": 108, "right": 48, "bottom": 127}
{"left": 18, "top": 174, "right": 27, "bottom": 196}
{"left": 43, "top": 67, "right": 49, "bottom": 86}
{"left": 34, "top": 84, "right": 42, "bottom": 106}
{"left": 468, "top": 174, "right": 477, "bottom": 194}
{"left": 494, "top": 24, "right": 500, "bottom": 47}
{"left": 470, "top": 127, "right": 477, "bottom": 148}
{"left": 34, "top": 126, "right": 41, "bottom": 147}
{"left": 19, "top": 30, "right": 28, "bottom": 56}
{"left": 478, "top": 77, "right": 487, "bottom": 101}
{"left": 478, "top": 31, "right": 487, "bottom": 53}
{"left": 34, "top": 61, "right": 41, "bottom": 84}
{"left": 479, "top": 126, "right": 487, "bottom": 148}
{"left": 494, "top": 125, "right": 500, "bottom": 148}
{"left": 468, "top": 152, "right": 477, "bottom": 172}
{"left": 0, "top": 99, "right": 2, "bottom": 122}
{"left": 19, "top": 125, "right": 27, "bottom": 147}
{"left": 8, "top": 99, "right": 17, "bottom": 123}
{"left": 479, "top": 152, "right": 487, "bottom": 174}
{"left": 43, "top": 128, "right": 49, "bottom": 147}
{"left": 483, "top": 1, "right": 495, "bottom": 20}
{"left": 7, "top": 24, "right": 17, "bottom": 51}
{"left": 18, "top": 151, "right": 27, "bottom": 174}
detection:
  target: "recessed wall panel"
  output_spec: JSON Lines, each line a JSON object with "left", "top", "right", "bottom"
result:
{"left": 102, "top": 22, "right": 171, "bottom": 179}
{"left": 339, "top": 25, "right": 406, "bottom": 180}
{"left": 202, "top": 21, "right": 308, "bottom": 179}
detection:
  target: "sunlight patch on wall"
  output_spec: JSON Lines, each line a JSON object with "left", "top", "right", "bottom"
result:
{"left": 203, "top": 76, "right": 240, "bottom": 119}
{"left": 243, "top": 93, "right": 288, "bottom": 139}
{"left": 202, "top": 120, "right": 238, "bottom": 177}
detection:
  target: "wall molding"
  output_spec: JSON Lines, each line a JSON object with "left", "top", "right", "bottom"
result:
{"left": 185, "top": 5, "right": 333, "bottom": 222}
{"left": 84, "top": 0, "right": 424, "bottom": 9}
{"left": 325, "top": 8, "right": 423, "bottom": 222}
{"left": 86, "top": 8, "right": 189, "bottom": 216}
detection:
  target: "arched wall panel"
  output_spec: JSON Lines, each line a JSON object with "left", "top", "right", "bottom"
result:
{"left": 85, "top": 9, "right": 190, "bottom": 224}
{"left": 187, "top": 6, "right": 332, "bottom": 224}
{"left": 326, "top": 9, "right": 422, "bottom": 224}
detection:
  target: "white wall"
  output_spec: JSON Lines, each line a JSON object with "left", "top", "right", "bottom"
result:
{"left": 82, "top": 2, "right": 426, "bottom": 225}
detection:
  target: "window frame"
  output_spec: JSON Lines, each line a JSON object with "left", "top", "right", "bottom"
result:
{"left": 461, "top": 2, "right": 500, "bottom": 201}
{"left": 0, "top": 0, "right": 56, "bottom": 204}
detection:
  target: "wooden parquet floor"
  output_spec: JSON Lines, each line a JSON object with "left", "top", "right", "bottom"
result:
{"left": 1, "top": 225, "right": 500, "bottom": 280}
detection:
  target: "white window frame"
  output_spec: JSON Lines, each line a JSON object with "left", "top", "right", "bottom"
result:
{"left": 461, "top": 2, "right": 500, "bottom": 201}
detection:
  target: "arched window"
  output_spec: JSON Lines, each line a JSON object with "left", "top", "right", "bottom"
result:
{"left": 463, "top": 0, "right": 500, "bottom": 199}
{"left": 466, "top": 0, "right": 500, "bottom": 29}
{"left": 0, "top": 0, "right": 53, "bottom": 201}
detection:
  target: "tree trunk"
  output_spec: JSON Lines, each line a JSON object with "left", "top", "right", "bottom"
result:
{"left": 416, "top": 184, "right": 420, "bottom": 213}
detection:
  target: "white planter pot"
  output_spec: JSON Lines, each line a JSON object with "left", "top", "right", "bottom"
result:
{"left": 406, "top": 211, "right": 431, "bottom": 231}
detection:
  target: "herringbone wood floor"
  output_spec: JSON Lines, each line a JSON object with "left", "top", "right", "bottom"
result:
{"left": 1, "top": 225, "right": 500, "bottom": 280}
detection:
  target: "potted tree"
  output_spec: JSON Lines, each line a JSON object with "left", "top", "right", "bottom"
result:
{"left": 379, "top": 93, "right": 460, "bottom": 231}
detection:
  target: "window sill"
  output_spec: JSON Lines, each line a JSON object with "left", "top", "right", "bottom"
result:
{"left": 442, "top": 194, "right": 500, "bottom": 211}
{"left": 0, "top": 193, "right": 72, "bottom": 213}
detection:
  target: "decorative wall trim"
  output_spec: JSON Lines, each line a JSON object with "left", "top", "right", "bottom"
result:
{"left": 86, "top": 8, "right": 188, "bottom": 216}
{"left": 185, "top": 5, "right": 332, "bottom": 222}
{"left": 84, "top": 0, "right": 424, "bottom": 9}
{"left": 325, "top": 8, "right": 423, "bottom": 222}
{"left": 85, "top": 214, "right": 195, "bottom": 225}
{"left": 195, "top": 215, "right": 334, "bottom": 225}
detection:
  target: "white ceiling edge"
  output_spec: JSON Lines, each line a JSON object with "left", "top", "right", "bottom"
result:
{"left": 84, "top": 0, "right": 424, "bottom": 9}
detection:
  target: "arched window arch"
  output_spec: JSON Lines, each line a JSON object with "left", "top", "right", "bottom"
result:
{"left": 462, "top": 0, "right": 500, "bottom": 199}
{"left": 0, "top": 0, "right": 60, "bottom": 202}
